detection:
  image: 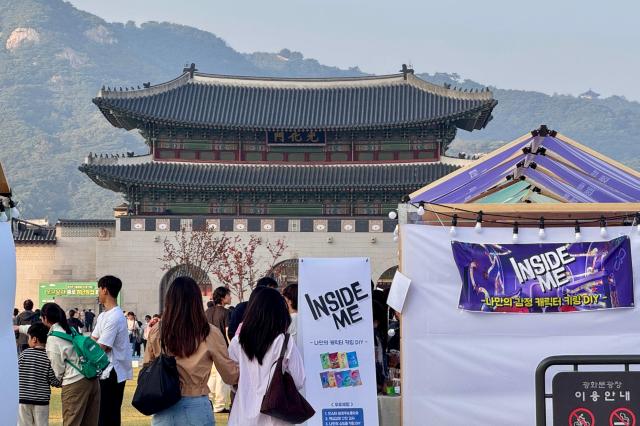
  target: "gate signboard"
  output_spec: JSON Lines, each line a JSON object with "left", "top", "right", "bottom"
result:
{"left": 552, "top": 371, "right": 640, "bottom": 425}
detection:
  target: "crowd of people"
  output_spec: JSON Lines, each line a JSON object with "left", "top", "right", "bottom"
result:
{"left": 12, "top": 275, "right": 398, "bottom": 425}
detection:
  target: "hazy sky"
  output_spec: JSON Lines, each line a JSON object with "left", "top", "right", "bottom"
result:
{"left": 68, "top": 0, "right": 640, "bottom": 101}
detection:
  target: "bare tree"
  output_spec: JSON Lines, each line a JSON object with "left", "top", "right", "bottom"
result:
{"left": 159, "top": 226, "right": 235, "bottom": 289}
{"left": 214, "top": 235, "right": 288, "bottom": 301}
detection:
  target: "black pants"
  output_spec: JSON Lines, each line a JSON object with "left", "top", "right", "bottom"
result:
{"left": 98, "top": 369, "right": 126, "bottom": 426}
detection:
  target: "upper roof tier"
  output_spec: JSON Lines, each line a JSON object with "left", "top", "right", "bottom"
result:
{"left": 93, "top": 66, "right": 497, "bottom": 132}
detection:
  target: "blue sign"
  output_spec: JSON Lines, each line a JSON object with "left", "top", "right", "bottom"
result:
{"left": 322, "top": 408, "right": 364, "bottom": 426}
{"left": 267, "top": 130, "right": 326, "bottom": 144}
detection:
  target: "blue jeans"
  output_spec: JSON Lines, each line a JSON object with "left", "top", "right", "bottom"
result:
{"left": 152, "top": 396, "right": 214, "bottom": 426}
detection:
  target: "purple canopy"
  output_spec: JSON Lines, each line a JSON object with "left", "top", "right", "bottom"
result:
{"left": 410, "top": 131, "right": 640, "bottom": 204}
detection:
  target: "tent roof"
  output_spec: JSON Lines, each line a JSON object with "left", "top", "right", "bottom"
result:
{"left": 410, "top": 125, "right": 640, "bottom": 205}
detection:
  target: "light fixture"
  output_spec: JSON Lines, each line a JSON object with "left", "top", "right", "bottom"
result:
{"left": 600, "top": 216, "right": 607, "bottom": 238}
{"left": 474, "top": 211, "right": 483, "bottom": 233}
{"left": 512, "top": 222, "right": 519, "bottom": 242}
{"left": 417, "top": 202, "right": 425, "bottom": 216}
{"left": 575, "top": 220, "right": 581, "bottom": 241}
{"left": 388, "top": 210, "right": 398, "bottom": 220}
{"left": 8, "top": 199, "right": 19, "bottom": 218}
{"left": 449, "top": 214, "right": 458, "bottom": 236}
{"left": 0, "top": 203, "right": 6, "bottom": 222}
{"left": 538, "top": 217, "right": 545, "bottom": 239}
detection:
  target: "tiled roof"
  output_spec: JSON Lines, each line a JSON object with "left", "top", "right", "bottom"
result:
{"left": 79, "top": 158, "right": 458, "bottom": 193}
{"left": 13, "top": 223, "right": 56, "bottom": 244}
{"left": 94, "top": 71, "right": 497, "bottom": 132}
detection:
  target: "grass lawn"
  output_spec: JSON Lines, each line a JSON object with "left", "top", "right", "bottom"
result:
{"left": 49, "top": 369, "right": 229, "bottom": 426}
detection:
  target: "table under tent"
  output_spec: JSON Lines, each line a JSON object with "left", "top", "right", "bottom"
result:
{"left": 396, "top": 126, "right": 640, "bottom": 425}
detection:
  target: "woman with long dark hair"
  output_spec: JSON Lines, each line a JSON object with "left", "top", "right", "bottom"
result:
{"left": 143, "top": 276, "right": 238, "bottom": 425}
{"left": 41, "top": 302, "right": 100, "bottom": 425}
{"left": 228, "top": 287, "right": 305, "bottom": 426}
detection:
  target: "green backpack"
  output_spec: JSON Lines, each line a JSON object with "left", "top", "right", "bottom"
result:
{"left": 50, "top": 328, "right": 110, "bottom": 379}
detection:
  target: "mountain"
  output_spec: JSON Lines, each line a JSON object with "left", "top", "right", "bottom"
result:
{"left": 1, "top": 0, "right": 639, "bottom": 220}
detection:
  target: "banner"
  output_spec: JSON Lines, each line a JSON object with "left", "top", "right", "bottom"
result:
{"left": 299, "top": 258, "right": 379, "bottom": 426}
{"left": 453, "top": 236, "right": 633, "bottom": 312}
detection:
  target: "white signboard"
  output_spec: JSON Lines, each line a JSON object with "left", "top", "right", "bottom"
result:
{"left": 299, "top": 257, "right": 379, "bottom": 426}
{"left": 0, "top": 222, "right": 18, "bottom": 424}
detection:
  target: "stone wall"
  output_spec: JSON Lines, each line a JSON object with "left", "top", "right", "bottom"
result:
{"left": 16, "top": 219, "right": 399, "bottom": 314}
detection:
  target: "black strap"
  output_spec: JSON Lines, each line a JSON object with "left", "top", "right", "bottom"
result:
{"left": 278, "top": 333, "right": 290, "bottom": 360}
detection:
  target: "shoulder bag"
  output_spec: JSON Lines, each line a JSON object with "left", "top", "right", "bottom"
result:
{"left": 260, "top": 333, "right": 316, "bottom": 423}
{"left": 132, "top": 334, "right": 181, "bottom": 415}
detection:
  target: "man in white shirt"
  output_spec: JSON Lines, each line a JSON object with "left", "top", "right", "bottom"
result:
{"left": 92, "top": 275, "right": 133, "bottom": 426}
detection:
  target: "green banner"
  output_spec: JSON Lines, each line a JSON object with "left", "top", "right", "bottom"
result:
{"left": 39, "top": 282, "right": 99, "bottom": 305}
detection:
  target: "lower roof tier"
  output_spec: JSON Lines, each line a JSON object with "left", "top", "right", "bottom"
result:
{"left": 79, "top": 156, "right": 459, "bottom": 193}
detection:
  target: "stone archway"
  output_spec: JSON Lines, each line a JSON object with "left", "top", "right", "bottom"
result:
{"left": 159, "top": 264, "right": 212, "bottom": 312}
{"left": 269, "top": 258, "right": 299, "bottom": 289}
{"left": 376, "top": 265, "right": 398, "bottom": 290}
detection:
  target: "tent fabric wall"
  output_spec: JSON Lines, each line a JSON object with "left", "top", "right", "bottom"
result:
{"left": 0, "top": 222, "right": 18, "bottom": 423}
{"left": 400, "top": 224, "right": 640, "bottom": 426}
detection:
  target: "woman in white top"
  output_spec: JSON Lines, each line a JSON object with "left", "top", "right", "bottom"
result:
{"left": 281, "top": 284, "right": 298, "bottom": 344}
{"left": 41, "top": 302, "right": 100, "bottom": 425}
{"left": 228, "top": 287, "right": 305, "bottom": 426}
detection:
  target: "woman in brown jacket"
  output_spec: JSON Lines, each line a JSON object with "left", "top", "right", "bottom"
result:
{"left": 144, "top": 277, "right": 239, "bottom": 425}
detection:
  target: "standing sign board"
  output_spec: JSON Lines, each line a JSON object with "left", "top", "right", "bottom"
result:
{"left": 552, "top": 371, "right": 640, "bottom": 426}
{"left": 299, "top": 258, "right": 379, "bottom": 426}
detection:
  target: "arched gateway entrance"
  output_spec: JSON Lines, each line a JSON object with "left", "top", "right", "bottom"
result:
{"left": 159, "top": 264, "right": 212, "bottom": 312}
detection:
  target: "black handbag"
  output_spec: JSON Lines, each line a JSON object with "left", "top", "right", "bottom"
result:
{"left": 132, "top": 340, "right": 181, "bottom": 415}
{"left": 260, "top": 334, "right": 316, "bottom": 424}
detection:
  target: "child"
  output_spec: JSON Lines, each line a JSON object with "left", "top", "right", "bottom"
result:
{"left": 17, "top": 322, "right": 62, "bottom": 426}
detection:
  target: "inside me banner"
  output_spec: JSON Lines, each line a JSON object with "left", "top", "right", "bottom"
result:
{"left": 452, "top": 236, "right": 634, "bottom": 313}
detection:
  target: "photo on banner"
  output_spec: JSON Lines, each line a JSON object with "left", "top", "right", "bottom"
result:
{"left": 452, "top": 236, "right": 633, "bottom": 313}
{"left": 299, "top": 257, "right": 379, "bottom": 426}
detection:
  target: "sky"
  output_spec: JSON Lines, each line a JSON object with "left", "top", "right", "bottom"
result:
{"left": 67, "top": 0, "right": 640, "bottom": 101}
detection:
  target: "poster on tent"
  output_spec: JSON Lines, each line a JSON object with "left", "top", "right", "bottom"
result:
{"left": 298, "top": 257, "right": 379, "bottom": 426}
{"left": 453, "top": 236, "right": 634, "bottom": 313}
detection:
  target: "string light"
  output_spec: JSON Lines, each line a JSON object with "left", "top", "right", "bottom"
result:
{"left": 575, "top": 220, "right": 581, "bottom": 241}
{"left": 538, "top": 217, "right": 545, "bottom": 239}
{"left": 512, "top": 222, "right": 519, "bottom": 242}
{"left": 474, "top": 211, "right": 483, "bottom": 233}
{"left": 450, "top": 214, "right": 458, "bottom": 236}
{"left": 388, "top": 210, "right": 398, "bottom": 220}
{"left": 0, "top": 203, "right": 6, "bottom": 222}
{"left": 8, "top": 199, "right": 19, "bottom": 219}
{"left": 600, "top": 216, "right": 607, "bottom": 238}
{"left": 417, "top": 202, "right": 425, "bottom": 216}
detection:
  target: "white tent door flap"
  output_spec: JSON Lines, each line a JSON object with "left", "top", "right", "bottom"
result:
{"left": 0, "top": 222, "right": 18, "bottom": 423}
{"left": 401, "top": 224, "right": 640, "bottom": 426}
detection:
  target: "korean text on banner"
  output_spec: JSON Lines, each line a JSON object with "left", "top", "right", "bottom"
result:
{"left": 453, "top": 236, "right": 634, "bottom": 313}
{"left": 299, "top": 258, "right": 379, "bottom": 426}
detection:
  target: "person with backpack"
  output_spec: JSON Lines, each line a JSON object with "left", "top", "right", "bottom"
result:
{"left": 91, "top": 275, "right": 133, "bottom": 426}
{"left": 41, "top": 303, "right": 100, "bottom": 425}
